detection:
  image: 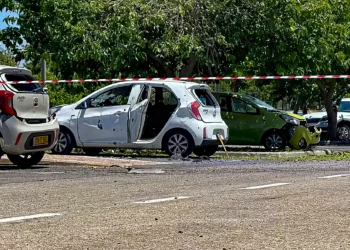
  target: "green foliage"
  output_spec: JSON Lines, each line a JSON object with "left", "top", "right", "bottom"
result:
{"left": 2, "top": 0, "right": 350, "bottom": 115}
{"left": 0, "top": 50, "right": 17, "bottom": 66}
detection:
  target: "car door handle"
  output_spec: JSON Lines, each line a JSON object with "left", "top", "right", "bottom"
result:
{"left": 116, "top": 111, "right": 123, "bottom": 115}
{"left": 97, "top": 120, "right": 103, "bottom": 130}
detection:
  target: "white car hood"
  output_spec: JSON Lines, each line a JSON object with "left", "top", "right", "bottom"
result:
{"left": 304, "top": 111, "right": 350, "bottom": 119}
{"left": 303, "top": 112, "right": 327, "bottom": 119}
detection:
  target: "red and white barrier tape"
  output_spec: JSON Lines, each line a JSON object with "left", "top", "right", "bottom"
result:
{"left": 1, "top": 75, "right": 350, "bottom": 84}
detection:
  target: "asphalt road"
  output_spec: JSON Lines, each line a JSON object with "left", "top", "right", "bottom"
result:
{"left": 1, "top": 159, "right": 350, "bottom": 250}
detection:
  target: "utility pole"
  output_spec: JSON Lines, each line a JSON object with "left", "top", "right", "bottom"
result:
{"left": 40, "top": 58, "right": 46, "bottom": 82}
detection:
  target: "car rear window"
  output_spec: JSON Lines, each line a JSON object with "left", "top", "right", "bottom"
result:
{"left": 3, "top": 74, "right": 40, "bottom": 92}
{"left": 193, "top": 89, "right": 216, "bottom": 106}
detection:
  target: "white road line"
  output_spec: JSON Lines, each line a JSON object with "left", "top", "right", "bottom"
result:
{"left": 318, "top": 174, "right": 350, "bottom": 179}
{"left": 134, "top": 196, "right": 191, "bottom": 204}
{"left": 240, "top": 183, "right": 291, "bottom": 190}
{"left": 0, "top": 213, "right": 62, "bottom": 223}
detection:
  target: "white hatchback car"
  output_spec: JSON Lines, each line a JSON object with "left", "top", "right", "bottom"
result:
{"left": 51, "top": 80, "right": 228, "bottom": 157}
{"left": 0, "top": 66, "right": 59, "bottom": 167}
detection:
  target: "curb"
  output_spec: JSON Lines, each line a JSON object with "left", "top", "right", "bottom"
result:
{"left": 1, "top": 154, "right": 172, "bottom": 168}
{"left": 214, "top": 149, "right": 333, "bottom": 158}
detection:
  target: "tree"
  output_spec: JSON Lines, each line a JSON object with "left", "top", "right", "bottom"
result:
{"left": 1, "top": 0, "right": 262, "bottom": 78}
{"left": 240, "top": 0, "right": 350, "bottom": 139}
{"left": 0, "top": 50, "right": 17, "bottom": 66}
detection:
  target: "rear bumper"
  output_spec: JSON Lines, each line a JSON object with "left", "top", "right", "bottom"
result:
{"left": 197, "top": 122, "right": 229, "bottom": 146}
{"left": 1, "top": 115, "right": 59, "bottom": 155}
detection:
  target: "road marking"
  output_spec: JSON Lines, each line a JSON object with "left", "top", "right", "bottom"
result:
{"left": 240, "top": 183, "right": 291, "bottom": 190}
{"left": 318, "top": 174, "right": 350, "bottom": 179}
{"left": 0, "top": 213, "right": 62, "bottom": 223}
{"left": 134, "top": 196, "right": 190, "bottom": 204}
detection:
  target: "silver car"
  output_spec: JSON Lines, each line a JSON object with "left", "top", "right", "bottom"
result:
{"left": 0, "top": 66, "right": 59, "bottom": 167}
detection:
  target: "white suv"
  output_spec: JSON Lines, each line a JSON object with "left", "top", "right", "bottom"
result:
{"left": 50, "top": 80, "right": 228, "bottom": 157}
{"left": 0, "top": 66, "right": 59, "bottom": 167}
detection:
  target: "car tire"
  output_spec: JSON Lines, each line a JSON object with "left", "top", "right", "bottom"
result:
{"left": 337, "top": 125, "right": 350, "bottom": 141}
{"left": 193, "top": 145, "right": 218, "bottom": 157}
{"left": 7, "top": 151, "right": 45, "bottom": 168}
{"left": 263, "top": 131, "right": 286, "bottom": 151}
{"left": 51, "top": 130, "right": 74, "bottom": 155}
{"left": 83, "top": 148, "right": 102, "bottom": 156}
{"left": 163, "top": 130, "right": 194, "bottom": 158}
{"left": 298, "top": 138, "right": 309, "bottom": 151}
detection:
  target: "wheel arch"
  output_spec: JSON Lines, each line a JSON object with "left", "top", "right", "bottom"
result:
{"left": 337, "top": 120, "right": 350, "bottom": 128}
{"left": 161, "top": 128, "right": 195, "bottom": 150}
{"left": 260, "top": 128, "right": 286, "bottom": 145}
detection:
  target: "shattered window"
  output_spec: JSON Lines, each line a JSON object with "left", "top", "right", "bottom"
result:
{"left": 90, "top": 86, "right": 132, "bottom": 108}
{"left": 162, "top": 89, "right": 178, "bottom": 105}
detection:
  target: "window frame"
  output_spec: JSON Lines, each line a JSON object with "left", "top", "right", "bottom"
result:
{"left": 230, "top": 97, "right": 259, "bottom": 115}
{"left": 88, "top": 85, "right": 132, "bottom": 108}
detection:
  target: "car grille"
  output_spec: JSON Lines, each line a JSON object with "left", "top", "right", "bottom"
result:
{"left": 25, "top": 119, "right": 47, "bottom": 124}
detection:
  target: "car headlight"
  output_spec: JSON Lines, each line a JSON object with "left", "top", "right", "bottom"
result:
{"left": 281, "top": 114, "right": 300, "bottom": 125}
{"left": 49, "top": 106, "right": 64, "bottom": 116}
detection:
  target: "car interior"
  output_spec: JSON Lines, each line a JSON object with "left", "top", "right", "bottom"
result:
{"left": 140, "top": 86, "right": 178, "bottom": 140}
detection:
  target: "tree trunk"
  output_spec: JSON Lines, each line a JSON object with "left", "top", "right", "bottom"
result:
{"left": 302, "top": 104, "right": 308, "bottom": 115}
{"left": 232, "top": 80, "right": 238, "bottom": 92}
{"left": 293, "top": 99, "right": 301, "bottom": 114}
{"left": 317, "top": 80, "right": 337, "bottom": 140}
{"left": 180, "top": 55, "right": 197, "bottom": 77}
{"left": 150, "top": 55, "right": 174, "bottom": 77}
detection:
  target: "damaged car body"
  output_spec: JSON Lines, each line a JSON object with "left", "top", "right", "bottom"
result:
{"left": 213, "top": 92, "right": 320, "bottom": 151}
{"left": 51, "top": 80, "right": 229, "bottom": 157}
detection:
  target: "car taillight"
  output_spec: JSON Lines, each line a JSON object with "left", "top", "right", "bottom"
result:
{"left": 0, "top": 90, "right": 15, "bottom": 116}
{"left": 188, "top": 101, "right": 202, "bottom": 121}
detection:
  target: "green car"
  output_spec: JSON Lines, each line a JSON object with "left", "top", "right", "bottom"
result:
{"left": 213, "top": 92, "right": 310, "bottom": 151}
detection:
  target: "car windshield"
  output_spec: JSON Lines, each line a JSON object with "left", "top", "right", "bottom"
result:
{"left": 3, "top": 73, "right": 40, "bottom": 92}
{"left": 339, "top": 101, "right": 350, "bottom": 112}
{"left": 243, "top": 95, "right": 277, "bottom": 111}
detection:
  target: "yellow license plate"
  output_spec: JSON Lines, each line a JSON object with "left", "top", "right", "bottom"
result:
{"left": 33, "top": 136, "right": 49, "bottom": 146}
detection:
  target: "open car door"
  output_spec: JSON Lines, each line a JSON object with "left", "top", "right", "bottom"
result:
{"left": 127, "top": 84, "right": 151, "bottom": 143}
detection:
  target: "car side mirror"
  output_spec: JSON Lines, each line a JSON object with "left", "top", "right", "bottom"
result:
{"left": 43, "top": 87, "right": 48, "bottom": 93}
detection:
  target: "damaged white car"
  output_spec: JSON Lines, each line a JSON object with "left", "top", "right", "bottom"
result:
{"left": 0, "top": 66, "right": 59, "bottom": 167}
{"left": 50, "top": 80, "right": 228, "bottom": 157}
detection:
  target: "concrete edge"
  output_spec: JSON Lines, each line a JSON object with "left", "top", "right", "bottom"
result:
{"left": 213, "top": 149, "right": 333, "bottom": 158}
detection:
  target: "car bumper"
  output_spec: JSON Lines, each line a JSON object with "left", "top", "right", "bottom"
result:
{"left": 197, "top": 123, "right": 229, "bottom": 146}
{"left": 1, "top": 115, "right": 59, "bottom": 155}
{"left": 289, "top": 126, "right": 322, "bottom": 150}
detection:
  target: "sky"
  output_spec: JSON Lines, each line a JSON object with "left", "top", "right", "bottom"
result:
{"left": 0, "top": 10, "right": 19, "bottom": 49}
{"left": 1, "top": 10, "right": 25, "bottom": 66}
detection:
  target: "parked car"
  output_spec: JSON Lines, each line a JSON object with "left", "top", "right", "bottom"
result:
{"left": 50, "top": 80, "right": 228, "bottom": 157}
{"left": 303, "top": 98, "right": 350, "bottom": 140}
{"left": 0, "top": 66, "right": 59, "bottom": 167}
{"left": 213, "top": 92, "right": 312, "bottom": 151}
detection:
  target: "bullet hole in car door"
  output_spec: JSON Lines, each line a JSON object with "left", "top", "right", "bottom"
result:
{"left": 140, "top": 86, "right": 178, "bottom": 140}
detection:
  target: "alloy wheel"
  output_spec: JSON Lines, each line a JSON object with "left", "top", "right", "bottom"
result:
{"left": 167, "top": 133, "right": 189, "bottom": 154}
{"left": 266, "top": 134, "right": 284, "bottom": 150}
{"left": 53, "top": 132, "right": 68, "bottom": 153}
{"left": 337, "top": 126, "right": 350, "bottom": 141}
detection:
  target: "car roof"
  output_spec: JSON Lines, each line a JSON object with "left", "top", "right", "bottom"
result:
{"left": 108, "top": 80, "right": 208, "bottom": 88}
{"left": 0, "top": 65, "right": 32, "bottom": 75}
{"left": 341, "top": 98, "right": 350, "bottom": 102}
